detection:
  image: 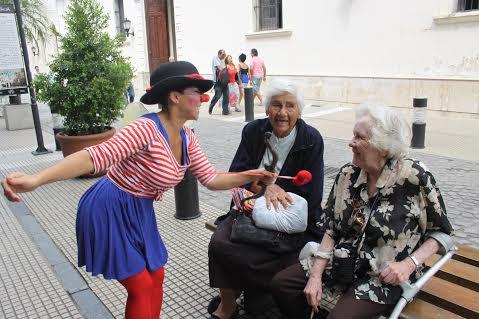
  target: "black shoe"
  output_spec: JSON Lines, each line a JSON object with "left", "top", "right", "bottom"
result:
{"left": 208, "top": 109, "right": 212, "bottom": 115}
{"left": 207, "top": 295, "right": 221, "bottom": 315}
{"left": 222, "top": 111, "right": 230, "bottom": 115}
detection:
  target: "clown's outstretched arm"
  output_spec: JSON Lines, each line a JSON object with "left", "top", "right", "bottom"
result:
{"left": 206, "top": 168, "right": 274, "bottom": 191}
{"left": 2, "top": 150, "right": 93, "bottom": 202}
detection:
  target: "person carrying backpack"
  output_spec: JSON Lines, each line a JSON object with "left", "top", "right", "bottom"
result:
{"left": 208, "top": 49, "right": 231, "bottom": 115}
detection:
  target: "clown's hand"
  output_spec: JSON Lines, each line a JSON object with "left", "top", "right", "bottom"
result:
{"left": 2, "top": 172, "right": 40, "bottom": 202}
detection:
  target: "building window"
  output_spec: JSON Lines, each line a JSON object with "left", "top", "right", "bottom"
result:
{"left": 254, "top": 0, "right": 282, "bottom": 31}
{"left": 458, "top": 0, "right": 479, "bottom": 11}
{"left": 113, "top": 0, "right": 125, "bottom": 34}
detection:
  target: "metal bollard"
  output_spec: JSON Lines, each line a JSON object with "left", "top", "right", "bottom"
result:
{"left": 244, "top": 87, "right": 254, "bottom": 122}
{"left": 53, "top": 128, "right": 63, "bottom": 151}
{"left": 410, "top": 98, "right": 427, "bottom": 149}
{"left": 174, "top": 169, "right": 201, "bottom": 220}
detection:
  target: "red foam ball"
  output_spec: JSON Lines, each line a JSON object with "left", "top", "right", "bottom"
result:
{"left": 200, "top": 94, "right": 210, "bottom": 103}
{"left": 292, "top": 170, "right": 312, "bottom": 186}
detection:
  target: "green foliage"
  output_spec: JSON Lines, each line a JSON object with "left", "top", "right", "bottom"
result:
{"left": 0, "top": 0, "right": 51, "bottom": 49}
{"left": 33, "top": 0, "right": 133, "bottom": 135}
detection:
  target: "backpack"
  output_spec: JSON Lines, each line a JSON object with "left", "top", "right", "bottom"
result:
{"left": 216, "top": 67, "right": 229, "bottom": 87}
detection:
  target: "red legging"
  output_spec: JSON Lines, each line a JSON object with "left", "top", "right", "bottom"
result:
{"left": 119, "top": 267, "right": 165, "bottom": 319}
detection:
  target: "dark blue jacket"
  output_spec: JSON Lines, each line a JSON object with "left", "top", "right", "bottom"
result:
{"left": 229, "top": 118, "right": 325, "bottom": 241}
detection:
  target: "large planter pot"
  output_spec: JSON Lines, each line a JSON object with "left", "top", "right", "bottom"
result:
{"left": 56, "top": 127, "right": 116, "bottom": 177}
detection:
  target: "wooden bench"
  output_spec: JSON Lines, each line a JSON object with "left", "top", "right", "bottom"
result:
{"left": 399, "top": 244, "right": 479, "bottom": 319}
{"left": 206, "top": 220, "right": 479, "bottom": 319}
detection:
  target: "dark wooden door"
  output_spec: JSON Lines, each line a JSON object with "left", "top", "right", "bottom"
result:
{"left": 145, "top": 0, "right": 169, "bottom": 71}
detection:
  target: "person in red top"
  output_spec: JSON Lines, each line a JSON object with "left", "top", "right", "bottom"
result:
{"left": 1, "top": 61, "right": 273, "bottom": 319}
{"left": 225, "top": 54, "right": 243, "bottom": 112}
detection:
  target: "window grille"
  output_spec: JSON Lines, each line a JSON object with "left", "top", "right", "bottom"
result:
{"left": 254, "top": 0, "right": 282, "bottom": 31}
{"left": 457, "top": 0, "right": 479, "bottom": 11}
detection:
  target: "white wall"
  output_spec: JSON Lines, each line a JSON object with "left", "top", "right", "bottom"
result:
{"left": 174, "top": 0, "right": 479, "bottom": 114}
{"left": 175, "top": 0, "right": 479, "bottom": 79}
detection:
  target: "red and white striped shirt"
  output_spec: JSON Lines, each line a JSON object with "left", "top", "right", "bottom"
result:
{"left": 85, "top": 118, "right": 217, "bottom": 201}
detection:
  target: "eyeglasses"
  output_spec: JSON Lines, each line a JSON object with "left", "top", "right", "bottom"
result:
{"left": 269, "top": 102, "right": 298, "bottom": 112}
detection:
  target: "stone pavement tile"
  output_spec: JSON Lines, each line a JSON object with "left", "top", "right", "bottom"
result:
{"left": 0, "top": 196, "right": 82, "bottom": 319}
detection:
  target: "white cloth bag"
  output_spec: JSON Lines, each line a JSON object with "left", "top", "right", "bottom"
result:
{"left": 251, "top": 193, "right": 308, "bottom": 234}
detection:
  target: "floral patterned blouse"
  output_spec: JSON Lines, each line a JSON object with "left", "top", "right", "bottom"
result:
{"left": 317, "top": 158, "right": 453, "bottom": 304}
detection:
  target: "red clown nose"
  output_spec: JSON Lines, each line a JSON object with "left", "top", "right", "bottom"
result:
{"left": 292, "top": 170, "right": 312, "bottom": 186}
{"left": 200, "top": 94, "right": 210, "bottom": 103}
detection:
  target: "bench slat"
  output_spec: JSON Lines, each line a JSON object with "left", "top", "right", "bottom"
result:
{"left": 426, "top": 254, "right": 479, "bottom": 291}
{"left": 401, "top": 298, "right": 466, "bottom": 319}
{"left": 420, "top": 276, "right": 479, "bottom": 316}
{"left": 454, "top": 245, "right": 479, "bottom": 267}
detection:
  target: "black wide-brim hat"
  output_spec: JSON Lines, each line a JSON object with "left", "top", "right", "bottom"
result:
{"left": 140, "top": 61, "right": 214, "bottom": 105}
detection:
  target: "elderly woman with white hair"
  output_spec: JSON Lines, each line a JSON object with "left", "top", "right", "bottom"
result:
{"left": 271, "top": 105, "right": 453, "bottom": 319}
{"left": 207, "top": 79, "right": 325, "bottom": 319}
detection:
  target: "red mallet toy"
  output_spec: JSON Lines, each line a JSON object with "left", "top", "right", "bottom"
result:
{"left": 277, "top": 170, "right": 312, "bottom": 186}
{"left": 195, "top": 170, "right": 313, "bottom": 186}
{"left": 200, "top": 94, "right": 210, "bottom": 103}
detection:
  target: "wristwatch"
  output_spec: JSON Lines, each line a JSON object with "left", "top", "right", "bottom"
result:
{"left": 409, "top": 255, "right": 420, "bottom": 270}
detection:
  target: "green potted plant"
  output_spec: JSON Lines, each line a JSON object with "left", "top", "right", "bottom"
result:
{"left": 34, "top": 0, "right": 133, "bottom": 159}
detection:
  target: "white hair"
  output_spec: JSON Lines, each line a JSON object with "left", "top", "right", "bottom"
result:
{"left": 264, "top": 79, "right": 305, "bottom": 113}
{"left": 355, "top": 104, "right": 411, "bottom": 160}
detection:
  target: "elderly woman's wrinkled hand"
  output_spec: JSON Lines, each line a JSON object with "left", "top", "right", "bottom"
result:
{"left": 379, "top": 260, "right": 415, "bottom": 285}
{"left": 303, "top": 275, "right": 323, "bottom": 314}
{"left": 264, "top": 184, "right": 293, "bottom": 211}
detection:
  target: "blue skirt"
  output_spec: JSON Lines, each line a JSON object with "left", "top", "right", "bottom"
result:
{"left": 76, "top": 177, "right": 168, "bottom": 280}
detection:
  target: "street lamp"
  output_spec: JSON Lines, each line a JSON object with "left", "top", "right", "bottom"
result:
{"left": 123, "top": 18, "right": 134, "bottom": 37}
{"left": 32, "top": 45, "right": 38, "bottom": 56}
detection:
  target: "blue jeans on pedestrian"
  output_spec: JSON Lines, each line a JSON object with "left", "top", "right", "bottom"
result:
{"left": 209, "top": 83, "right": 230, "bottom": 114}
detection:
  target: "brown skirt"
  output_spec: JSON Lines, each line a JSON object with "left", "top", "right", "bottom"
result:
{"left": 208, "top": 213, "right": 300, "bottom": 292}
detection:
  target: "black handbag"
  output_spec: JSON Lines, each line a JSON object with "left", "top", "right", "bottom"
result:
{"left": 228, "top": 131, "right": 304, "bottom": 255}
{"left": 331, "top": 191, "right": 381, "bottom": 285}
{"left": 331, "top": 242, "right": 358, "bottom": 285}
{"left": 230, "top": 210, "right": 304, "bottom": 255}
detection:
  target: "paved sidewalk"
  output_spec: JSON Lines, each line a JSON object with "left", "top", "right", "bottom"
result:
{"left": 0, "top": 101, "right": 478, "bottom": 318}
{"left": 0, "top": 196, "right": 82, "bottom": 319}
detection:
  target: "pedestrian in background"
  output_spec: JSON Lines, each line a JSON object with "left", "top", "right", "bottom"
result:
{"left": 249, "top": 48, "right": 267, "bottom": 105}
{"left": 209, "top": 49, "right": 230, "bottom": 115}
{"left": 125, "top": 81, "right": 135, "bottom": 104}
{"left": 33, "top": 65, "right": 41, "bottom": 79}
{"left": 225, "top": 54, "right": 242, "bottom": 112}
{"left": 237, "top": 53, "right": 249, "bottom": 106}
